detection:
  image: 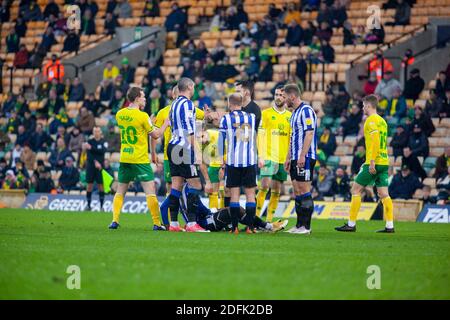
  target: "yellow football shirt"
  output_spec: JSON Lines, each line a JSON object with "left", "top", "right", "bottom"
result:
{"left": 258, "top": 106, "right": 292, "bottom": 163}
{"left": 154, "top": 105, "right": 205, "bottom": 160}
{"left": 116, "top": 107, "right": 154, "bottom": 164}
{"left": 203, "top": 129, "right": 223, "bottom": 167}
{"left": 364, "top": 113, "right": 389, "bottom": 166}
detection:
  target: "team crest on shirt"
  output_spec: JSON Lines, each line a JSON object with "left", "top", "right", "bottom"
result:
{"left": 306, "top": 118, "right": 312, "bottom": 125}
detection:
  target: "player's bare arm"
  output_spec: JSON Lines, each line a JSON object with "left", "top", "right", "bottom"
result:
{"left": 150, "top": 118, "right": 170, "bottom": 139}
{"left": 298, "top": 130, "right": 314, "bottom": 168}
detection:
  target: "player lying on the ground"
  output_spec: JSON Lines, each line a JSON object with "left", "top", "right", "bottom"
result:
{"left": 177, "top": 184, "right": 288, "bottom": 232}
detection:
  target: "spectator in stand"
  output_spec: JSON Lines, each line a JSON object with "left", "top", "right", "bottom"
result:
{"left": 192, "top": 40, "right": 209, "bottom": 63}
{"left": 106, "top": 0, "right": 117, "bottom": 15}
{"left": 210, "top": 40, "right": 226, "bottom": 63}
{"left": 43, "top": 54, "right": 65, "bottom": 82}
{"left": 316, "top": 21, "right": 333, "bottom": 42}
{"left": 21, "top": 0, "right": 42, "bottom": 21}
{"left": 29, "top": 124, "right": 52, "bottom": 152}
{"left": 389, "top": 165, "right": 423, "bottom": 199}
{"left": 144, "top": 0, "right": 160, "bottom": 17}
{"left": 286, "top": 19, "right": 304, "bottom": 47}
{"left": 15, "top": 15, "right": 27, "bottom": 38}
{"left": 76, "top": 107, "right": 95, "bottom": 135}
{"left": 384, "top": 87, "right": 407, "bottom": 120}
{"left": 390, "top": 0, "right": 411, "bottom": 26}
{"left": 103, "top": 61, "right": 120, "bottom": 80}
{"left": 421, "top": 185, "right": 437, "bottom": 204}
{"left": 42, "top": 89, "right": 65, "bottom": 119}
{"left": 49, "top": 138, "right": 72, "bottom": 170}
{"left": 13, "top": 44, "right": 30, "bottom": 69}
{"left": 330, "top": 0, "right": 347, "bottom": 28}
{"left": 1, "top": 170, "right": 20, "bottom": 190}
{"left": 104, "top": 123, "right": 121, "bottom": 152}
{"left": 331, "top": 167, "right": 351, "bottom": 200}
{"left": 343, "top": 21, "right": 355, "bottom": 45}
{"left": 191, "top": 60, "right": 204, "bottom": 79}
{"left": 259, "top": 39, "right": 275, "bottom": 64}
{"left": 260, "top": 16, "right": 278, "bottom": 46}
{"left": 113, "top": 0, "right": 132, "bottom": 18}
{"left": 40, "top": 26, "right": 56, "bottom": 53}
{"left": 59, "top": 157, "right": 80, "bottom": 191}
{"left": 63, "top": 30, "right": 80, "bottom": 52}
{"left": 435, "top": 71, "right": 450, "bottom": 100}
{"left": 147, "top": 60, "right": 164, "bottom": 83}
{"left": 87, "top": 0, "right": 99, "bottom": 18}
{"left": 441, "top": 89, "right": 450, "bottom": 118}
{"left": 340, "top": 103, "right": 363, "bottom": 137}
{"left": 164, "top": 2, "right": 187, "bottom": 32}
{"left": 77, "top": 0, "right": 88, "bottom": 17}
{"left": 320, "top": 39, "right": 335, "bottom": 63}
{"left": 364, "top": 24, "right": 385, "bottom": 45}
{"left": 434, "top": 147, "right": 450, "bottom": 180}
{"left": 6, "top": 29, "right": 20, "bottom": 53}
{"left": 104, "top": 12, "right": 120, "bottom": 35}
{"left": 20, "top": 145, "right": 36, "bottom": 171}
{"left": 412, "top": 106, "right": 435, "bottom": 137}
{"left": 119, "top": 57, "right": 135, "bottom": 84}
{"left": 390, "top": 125, "right": 409, "bottom": 158}
{"left": 53, "top": 12, "right": 68, "bottom": 35}
{"left": 236, "top": 3, "right": 248, "bottom": 25}
{"left": 425, "top": 89, "right": 443, "bottom": 117}
{"left": 403, "top": 69, "right": 425, "bottom": 101}
{"left": 402, "top": 146, "right": 427, "bottom": 182}
{"left": 209, "top": 8, "right": 225, "bottom": 32}
{"left": 81, "top": 8, "right": 96, "bottom": 35}
{"left": 369, "top": 51, "right": 393, "bottom": 82}
{"left": 16, "top": 125, "right": 29, "bottom": 147}
{"left": 258, "top": 60, "right": 273, "bottom": 82}
{"left": 312, "top": 164, "right": 334, "bottom": 200}
{"left": 375, "top": 71, "right": 402, "bottom": 101}
{"left": 284, "top": 2, "right": 301, "bottom": 25}
{"left": 302, "top": 21, "right": 315, "bottom": 46}
{"left": 295, "top": 54, "right": 307, "bottom": 86}
{"left": 317, "top": 2, "right": 331, "bottom": 26}
{"left": 68, "top": 126, "right": 85, "bottom": 155}
{"left": 43, "top": 0, "right": 59, "bottom": 20}
{"left": 318, "top": 126, "right": 337, "bottom": 158}
{"left": 0, "top": 131, "right": 11, "bottom": 152}
{"left": 35, "top": 166, "right": 55, "bottom": 193}
{"left": 224, "top": 6, "right": 239, "bottom": 30}
{"left": 268, "top": 3, "right": 282, "bottom": 22}
{"left": 147, "top": 88, "right": 164, "bottom": 115}
{"left": 1, "top": 92, "right": 16, "bottom": 116}
{"left": 408, "top": 123, "right": 429, "bottom": 158}
{"left": 204, "top": 79, "right": 220, "bottom": 101}
{"left": 436, "top": 167, "right": 450, "bottom": 203}
{"left": 0, "top": 0, "right": 10, "bottom": 23}
{"left": 0, "top": 157, "right": 9, "bottom": 183}
{"left": 68, "top": 77, "right": 86, "bottom": 102}
{"left": 197, "top": 89, "right": 213, "bottom": 109}
{"left": 142, "top": 40, "right": 162, "bottom": 67}
{"left": 363, "top": 74, "right": 378, "bottom": 95}
{"left": 83, "top": 92, "right": 104, "bottom": 116}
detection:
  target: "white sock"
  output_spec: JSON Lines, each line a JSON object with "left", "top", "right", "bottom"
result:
{"left": 170, "top": 221, "right": 179, "bottom": 227}
{"left": 386, "top": 221, "right": 394, "bottom": 229}
{"left": 347, "top": 220, "right": 356, "bottom": 227}
{"left": 265, "top": 223, "right": 273, "bottom": 230}
{"left": 187, "top": 222, "right": 197, "bottom": 227}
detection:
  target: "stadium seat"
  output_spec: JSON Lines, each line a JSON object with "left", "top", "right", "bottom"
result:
{"left": 326, "top": 156, "right": 340, "bottom": 168}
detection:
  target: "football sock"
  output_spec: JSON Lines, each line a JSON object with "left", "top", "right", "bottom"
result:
{"left": 245, "top": 202, "right": 256, "bottom": 229}
{"left": 348, "top": 194, "right": 361, "bottom": 227}
{"left": 300, "top": 193, "right": 314, "bottom": 230}
{"left": 267, "top": 192, "right": 280, "bottom": 222}
{"left": 209, "top": 192, "right": 219, "bottom": 209}
{"left": 230, "top": 202, "right": 240, "bottom": 230}
{"left": 112, "top": 193, "right": 124, "bottom": 223}
{"left": 168, "top": 189, "right": 182, "bottom": 222}
{"left": 87, "top": 191, "right": 92, "bottom": 207}
{"left": 224, "top": 196, "right": 231, "bottom": 208}
{"left": 382, "top": 196, "right": 394, "bottom": 228}
{"left": 186, "top": 187, "right": 201, "bottom": 222}
{"left": 99, "top": 191, "right": 105, "bottom": 209}
{"left": 160, "top": 195, "right": 170, "bottom": 225}
{"left": 146, "top": 194, "right": 161, "bottom": 226}
{"left": 295, "top": 195, "right": 303, "bottom": 228}
{"left": 256, "top": 189, "right": 269, "bottom": 217}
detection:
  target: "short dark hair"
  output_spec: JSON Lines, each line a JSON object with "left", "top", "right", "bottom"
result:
{"left": 275, "top": 85, "right": 285, "bottom": 92}
{"left": 362, "top": 94, "right": 378, "bottom": 109}
{"left": 284, "top": 83, "right": 302, "bottom": 97}
{"left": 178, "top": 77, "right": 194, "bottom": 92}
{"left": 235, "top": 80, "right": 254, "bottom": 99}
{"left": 127, "top": 86, "right": 143, "bottom": 102}
{"left": 228, "top": 93, "right": 243, "bottom": 107}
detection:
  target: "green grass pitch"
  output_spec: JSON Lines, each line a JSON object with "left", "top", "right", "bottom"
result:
{"left": 0, "top": 208, "right": 449, "bottom": 299}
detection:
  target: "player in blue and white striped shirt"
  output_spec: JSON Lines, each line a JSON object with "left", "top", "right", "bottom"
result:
{"left": 283, "top": 84, "right": 318, "bottom": 235}
{"left": 166, "top": 77, "right": 208, "bottom": 233}
{"left": 219, "top": 93, "right": 258, "bottom": 233}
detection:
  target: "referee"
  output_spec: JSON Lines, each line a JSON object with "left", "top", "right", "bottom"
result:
{"left": 283, "top": 84, "right": 318, "bottom": 235}
{"left": 83, "top": 126, "right": 108, "bottom": 211}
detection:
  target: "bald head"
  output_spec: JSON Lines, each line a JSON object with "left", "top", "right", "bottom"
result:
{"left": 228, "top": 93, "right": 243, "bottom": 111}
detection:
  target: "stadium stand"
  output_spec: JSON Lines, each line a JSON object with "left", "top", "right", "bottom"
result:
{"left": 0, "top": 0, "right": 449, "bottom": 205}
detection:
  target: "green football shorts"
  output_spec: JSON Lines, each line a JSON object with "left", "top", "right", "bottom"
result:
{"left": 118, "top": 163, "right": 155, "bottom": 184}
{"left": 208, "top": 166, "right": 221, "bottom": 183}
{"left": 355, "top": 164, "right": 389, "bottom": 187}
{"left": 163, "top": 159, "right": 172, "bottom": 183}
{"left": 260, "top": 160, "right": 288, "bottom": 182}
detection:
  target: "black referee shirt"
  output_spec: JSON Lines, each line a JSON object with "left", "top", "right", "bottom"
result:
{"left": 87, "top": 138, "right": 108, "bottom": 164}
{"left": 242, "top": 100, "right": 261, "bottom": 130}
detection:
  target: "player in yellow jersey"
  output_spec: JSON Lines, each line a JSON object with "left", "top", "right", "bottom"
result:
{"left": 109, "top": 87, "right": 170, "bottom": 230}
{"left": 335, "top": 94, "right": 395, "bottom": 233}
{"left": 256, "top": 86, "right": 291, "bottom": 222}
{"left": 151, "top": 84, "right": 208, "bottom": 228}
{"left": 200, "top": 128, "right": 225, "bottom": 209}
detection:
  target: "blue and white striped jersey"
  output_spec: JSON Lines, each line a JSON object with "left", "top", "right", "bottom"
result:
{"left": 169, "top": 95, "right": 196, "bottom": 148}
{"left": 219, "top": 110, "right": 257, "bottom": 167}
{"left": 289, "top": 102, "right": 317, "bottom": 160}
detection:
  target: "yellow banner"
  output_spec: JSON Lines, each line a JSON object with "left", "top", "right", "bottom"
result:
{"left": 282, "top": 201, "right": 377, "bottom": 220}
